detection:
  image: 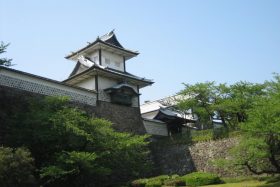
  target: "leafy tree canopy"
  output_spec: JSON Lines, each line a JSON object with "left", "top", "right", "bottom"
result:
{"left": 0, "top": 42, "right": 12, "bottom": 66}
{"left": 211, "top": 74, "right": 280, "bottom": 175}
{"left": 2, "top": 96, "right": 151, "bottom": 186}
{"left": 177, "top": 81, "right": 266, "bottom": 130}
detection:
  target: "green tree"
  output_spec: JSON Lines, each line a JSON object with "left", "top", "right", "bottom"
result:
{"left": 214, "top": 75, "right": 280, "bottom": 174}
{"left": 237, "top": 90, "right": 280, "bottom": 173}
{"left": 177, "top": 82, "right": 216, "bottom": 129}
{"left": 0, "top": 42, "right": 12, "bottom": 66}
{"left": 3, "top": 96, "right": 151, "bottom": 186}
{"left": 0, "top": 147, "right": 36, "bottom": 187}
{"left": 177, "top": 81, "right": 266, "bottom": 130}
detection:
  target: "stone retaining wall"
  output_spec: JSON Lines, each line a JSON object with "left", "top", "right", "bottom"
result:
{"left": 189, "top": 138, "right": 239, "bottom": 176}
{"left": 0, "top": 85, "right": 145, "bottom": 135}
{"left": 151, "top": 137, "right": 240, "bottom": 176}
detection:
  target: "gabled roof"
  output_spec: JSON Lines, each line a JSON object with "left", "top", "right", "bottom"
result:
{"left": 154, "top": 108, "right": 196, "bottom": 124}
{"left": 63, "top": 61, "right": 154, "bottom": 88}
{"left": 99, "top": 30, "right": 124, "bottom": 48}
{"left": 65, "top": 30, "right": 139, "bottom": 60}
{"left": 69, "top": 62, "right": 88, "bottom": 77}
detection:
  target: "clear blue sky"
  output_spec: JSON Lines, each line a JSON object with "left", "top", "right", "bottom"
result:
{"left": 1, "top": 0, "right": 280, "bottom": 103}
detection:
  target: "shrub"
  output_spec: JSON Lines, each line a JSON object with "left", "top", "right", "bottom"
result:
{"left": 164, "top": 178, "right": 186, "bottom": 186}
{"left": 151, "top": 175, "right": 170, "bottom": 182}
{"left": 182, "top": 172, "right": 221, "bottom": 186}
{"left": 145, "top": 179, "right": 162, "bottom": 187}
{"left": 191, "top": 129, "right": 213, "bottom": 142}
{"left": 131, "top": 175, "right": 170, "bottom": 187}
{"left": 130, "top": 178, "right": 148, "bottom": 187}
{"left": 0, "top": 147, "right": 36, "bottom": 187}
{"left": 213, "top": 127, "right": 228, "bottom": 139}
{"left": 170, "top": 174, "right": 180, "bottom": 179}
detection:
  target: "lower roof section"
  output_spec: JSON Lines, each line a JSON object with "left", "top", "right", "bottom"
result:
{"left": 63, "top": 64, "right": 154, "bottom": 89}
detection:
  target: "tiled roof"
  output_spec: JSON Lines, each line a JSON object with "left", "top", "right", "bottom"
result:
{"left": 99, "top": 30, "right": 124, "bottom": 48}
{"left": 65, "top": 31, "right": 138, "bottom": 59}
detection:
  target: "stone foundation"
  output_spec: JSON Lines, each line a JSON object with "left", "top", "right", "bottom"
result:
{"left": 92, "top": 101, "right": 146, "bottom": 134}
{"left": 0, "top": 85, "right": 145, "bottom": 135}
{"left": 150, "top": 137, "right": 240, "bottom": 176}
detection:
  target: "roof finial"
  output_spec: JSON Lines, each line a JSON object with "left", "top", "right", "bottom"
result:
{"left": 109, "top": 29, "right": 115, "bottom": 35}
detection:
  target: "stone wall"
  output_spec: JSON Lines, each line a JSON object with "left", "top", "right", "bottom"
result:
{"left": 189, "top": 138, "right": 239, "bottom": 176}
{"left": 0, "top": 85, "right": 146, "bottom": 135}
{"left": 150, "top": 137, "right": 240, "bottom": 176}
{"left": 150, "top": 143, "right": 195, "bottom": 175}
{"left": 92, "top": 101, "right": 146, "bottom": 134}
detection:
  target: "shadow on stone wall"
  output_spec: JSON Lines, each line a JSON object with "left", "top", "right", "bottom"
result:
{"left": 0, "top": 85, "right": 146, "bottom": 135}
{"left": 149, "top": 137, "right": 196, "bottom": 176}
{"left": 92, "top": 101, "right": 146, "bottom": 134}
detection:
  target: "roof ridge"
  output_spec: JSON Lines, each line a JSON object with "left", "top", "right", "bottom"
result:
{"left": 99, "top": 29, "right": 115, "bottom": 40}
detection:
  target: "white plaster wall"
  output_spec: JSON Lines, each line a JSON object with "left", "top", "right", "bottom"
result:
{"left": 101, "top": 50, "right": 124, "bottom": 71}
{"left": 98, "top": 76, "right": 117, "bottom": 90}
{"left": 88, "top": 51, "right": 99, "bottom": 63}
{"left": 143, "top": 119, "right": 168, "bottom": 136}
{"left": 75, "top": 77, "right": 96, "bottom": 90}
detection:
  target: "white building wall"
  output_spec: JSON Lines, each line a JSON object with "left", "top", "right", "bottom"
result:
{"left": 101, "top": 50, "right": 124, "bottom": 71}
{"left": 98, "top": 76, "right": 117, "bottom": 103}
{"left": 98, "top": 76, "right": 117, "bottom": 90}
{"left": 88, "top": 51, "right": 99, "bottom": 63}
{"left": 75, "top": 77, "right": 96, "bottom": 91}
{"left": 143, "top": 119, "right": 168, "bottom": 136}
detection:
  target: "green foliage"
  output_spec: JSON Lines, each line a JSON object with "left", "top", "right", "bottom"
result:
{"left": 178, "top": 82, "right": 216, "bottom": 128}
{"left": 213, "top": 127, "right": 229, "bottom": 139}
{"left": 130, "top": 175, "right": 171, "bottom": 187}
{"left": 182, "top": 172, "right": 222, "bottom": 186}
{"left": 2, "top": 96, "right": 151, "bottom": 186}
{"left": 40, "top": 151, "right": 110, "bottom": 187}
{"left": 131, "top": 173, "right": 222, "bottom": 187}
{"left": 145, "top": 180, "right": 162, "bottom": 187}
{"left": 177, "top": 81, "right": 266, "bottom": 131}
{"left": 163, "top": 178, "right": 186, "bottom": 186}
{"left": 191, "top": 129, "right": 213, "bottom": 142}
{"left": 0, "top": 41, "right": 12, "bottom": 66}
{"left": 131, "top": 178, "right": 148, "bottom": 187}
{"left": 213, "top": 75, "right": 280, "bottom": 175}
{"left": 0, "top": 147, "right": 36, "bottom": 187}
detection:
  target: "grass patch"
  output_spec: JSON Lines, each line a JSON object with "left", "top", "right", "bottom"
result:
{"left": 191, "top": 129, "right": 213, "bottom": 142}
{"left": 130, "top": 175, "right": 280, "bottom": 187}
{"left": 205, "top": 176, "right": 280, "bottom": 187}
{"left": 182, "top": 171, "right": 222, "bottom": 186}
{"left": 203, "top": 180, "right": 267, "bottom": 187}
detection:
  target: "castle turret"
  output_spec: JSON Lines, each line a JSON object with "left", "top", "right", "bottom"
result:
{"left": 63, "top": 31, "right": 153, "bottom": 107}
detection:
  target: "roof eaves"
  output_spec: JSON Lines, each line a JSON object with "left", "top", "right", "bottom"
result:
{"left": 65, "top": 38, "right": 139, "bottom": 60}
{"left": 63, "top": 64, "right": 154, "bottom": 85}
